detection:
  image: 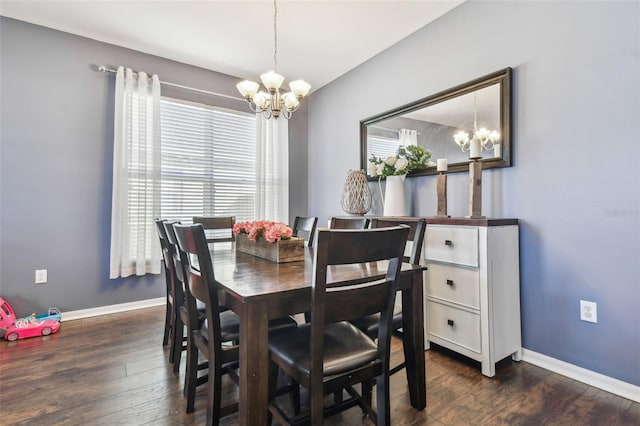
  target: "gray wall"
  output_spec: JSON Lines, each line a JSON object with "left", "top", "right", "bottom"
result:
{"left": 0, "top": 17, "right": 308, "bottom": 315}
{"left": 308, "top": 1, "right": 639, "bottom": 386}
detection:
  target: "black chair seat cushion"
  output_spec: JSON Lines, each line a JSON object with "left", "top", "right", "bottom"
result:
{"left": 269, "top": 321, "right": 378, "bottom": 377}
{"left": 202, "top": 312, "right": 297, "bottom": 343}
{"left": 350, "top": 312, "right": 403, "bottom": 339}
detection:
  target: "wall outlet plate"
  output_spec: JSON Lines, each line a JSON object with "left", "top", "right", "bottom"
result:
{"left": 35, "top": 269, "right": 47, "bottom": 284}
{"left": 580, "top": 300, "right": 597, "bottom": 323}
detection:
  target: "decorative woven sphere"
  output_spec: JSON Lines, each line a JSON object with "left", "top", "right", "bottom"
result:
{"left": 340, "top": 170, "right": 372, "bottom": 215}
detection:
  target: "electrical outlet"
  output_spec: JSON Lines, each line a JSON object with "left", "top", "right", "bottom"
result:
{"left": 35, "top": 269, "right": 47, "bottom": 284}
{"left": 580, "top": 300, "right": 597, "bottom": 323}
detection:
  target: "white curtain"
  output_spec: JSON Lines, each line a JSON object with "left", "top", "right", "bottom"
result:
{"left": 254, "top": 115, "right": 289, "bottom": 223}
{"left": 109, "top": 67, "right": 162, "bottom": 278}
{"left": 398, "top": 128, "right": 418, "bottom": 146}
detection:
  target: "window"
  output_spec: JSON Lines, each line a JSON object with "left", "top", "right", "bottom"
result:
{"left": 160, "top": 98, "right": 256, "bottom": 224}
{"left": 367, "top": 135, "right": 399, "bottom": 160}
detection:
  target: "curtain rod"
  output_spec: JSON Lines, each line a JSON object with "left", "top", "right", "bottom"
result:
{"left": 97, "top": 65, "right": 244, "bottom": 102}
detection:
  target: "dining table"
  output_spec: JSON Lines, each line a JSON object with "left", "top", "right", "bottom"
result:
{"left": 209, "top": 242, "right": 427, "bottom": 425}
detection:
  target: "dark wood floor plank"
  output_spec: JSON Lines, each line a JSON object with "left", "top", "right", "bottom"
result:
{"left": 0, "top": 306, "right": 637, "bottom": 426}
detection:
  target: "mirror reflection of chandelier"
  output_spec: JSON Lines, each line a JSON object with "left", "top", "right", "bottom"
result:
{"left": 453, "top": 93, "right": 500, "bottom": 153}
{"left": 236, "top": 0, "right": 311, "bottom": 119}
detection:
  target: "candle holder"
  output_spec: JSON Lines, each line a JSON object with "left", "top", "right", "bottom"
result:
{"left": 436, "top": 171, "right": 449, "bottom": 217}
{"left": 467, "top": 159, "right": 485, "bottom": 219}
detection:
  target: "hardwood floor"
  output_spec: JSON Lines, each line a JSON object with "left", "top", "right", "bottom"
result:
{"left": 1, "top": 306, "right": 638, "bottom": 425}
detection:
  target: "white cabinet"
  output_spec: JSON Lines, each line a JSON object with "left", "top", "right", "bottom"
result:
{"left": 423, "top": 219, "right": 522, "bottom": 377}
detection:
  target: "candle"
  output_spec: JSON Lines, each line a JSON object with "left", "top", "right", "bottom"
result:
{"left": 493, "top": 143, "right": 501, "bottom": 158}
{"left": 437, "top": 158, "right": 448, "bottom": 172}
{"left": 470, "top": 138, "right": 481, "bottom": 159}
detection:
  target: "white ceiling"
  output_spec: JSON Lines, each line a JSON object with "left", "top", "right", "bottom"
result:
{"left": 0, "top": 0, "right": 463, "bottom": 92}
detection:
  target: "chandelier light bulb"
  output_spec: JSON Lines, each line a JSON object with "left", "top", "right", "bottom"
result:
{"left": 260, "top": 71, "right": 285, "bottom": 91}
{"left": 282, "top": 92, "right": 299, "bottom": 110}
{"left": 475, "top": 127, "right": 491, "bottom": 142}
{"left": 489, "top": 130, "right": 500, "bottom": 142}
{"left": 289, "top": 80, "right": 311, "bottom": 98}
{"left": 454, "top": 131, "right": 470, "bottom": 147}
{"left": 253, "top": 91, "right": 270, "bottom": 109}
{"left": 236, "top": 80, "right": 260, "bottom": 98}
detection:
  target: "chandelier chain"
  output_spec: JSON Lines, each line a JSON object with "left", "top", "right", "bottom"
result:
{"left": 473, "top": 92, "right": 478, "bottom": 132}
{"left": 273, "top": 0, "right": 278, "bottom": 71}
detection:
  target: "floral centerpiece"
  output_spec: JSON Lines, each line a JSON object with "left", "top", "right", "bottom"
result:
{"left": 233, "top": 220, "right": 293, "bottom": 243}
{"left": 233, "top": 220, "right": 303, "bottom": 263}
{"left": 367, "top": 144, "right": 433, "bottom": 178}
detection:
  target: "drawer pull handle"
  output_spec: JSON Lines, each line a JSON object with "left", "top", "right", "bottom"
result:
{"left": 446, "top": 279, "right": 454, "bottom": 286}
{"left": 444, "top": 239, "right": 453, "bottom": 246}
{"left": 447, "top": 319, "right": 455, "bottom": 326}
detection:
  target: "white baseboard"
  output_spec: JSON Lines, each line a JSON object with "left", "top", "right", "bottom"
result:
{"left": 60, "top": 297, "right": 165, "bottom": 322}
{"left": 522, "top": 349, "right": 640, "bottom": 403}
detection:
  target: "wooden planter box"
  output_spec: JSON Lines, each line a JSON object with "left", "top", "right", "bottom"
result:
{"left": 236, "top": 234, "right": 304, "bottom": 263}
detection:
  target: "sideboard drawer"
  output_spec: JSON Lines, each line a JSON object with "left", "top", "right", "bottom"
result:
{"left": 426, "top": 263, "right": 480, "bottom": 309}
{"left": 426, "top": 301, "right": 481, "bottom": 353}
{"left": 425, "top": 226, "right": 479, "bottom": 267}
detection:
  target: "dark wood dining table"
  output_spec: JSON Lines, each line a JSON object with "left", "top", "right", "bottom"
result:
{"left": 209, "top": 243, "right": 426, "bottom": 425}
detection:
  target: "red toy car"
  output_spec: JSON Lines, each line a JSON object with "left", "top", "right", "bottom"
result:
{"left": 0, "top": 297, "right": 61, "bottom": 341}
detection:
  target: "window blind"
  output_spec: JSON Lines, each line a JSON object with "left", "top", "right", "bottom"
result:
{"left": 160, "top": 98, "right": 256, "bottom": 224}
{"left": 368, "top": 135, "right": 400, "bottom": 160}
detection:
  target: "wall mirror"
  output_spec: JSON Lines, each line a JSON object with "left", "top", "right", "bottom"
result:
{"left": 360, "top": 67, "right": 512, "bottom": 178}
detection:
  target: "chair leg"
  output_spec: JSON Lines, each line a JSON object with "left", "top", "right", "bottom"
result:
{"left": 292, "top": 381, "right": 300, "bottom": 415}
{"left": 185, "top": 336, "right": 198, "bottom": 412}
{"left": 207, "top": 362, "right": 223, "bottom": 426}
{"left": 267, "top": 361, "right": 278, "bottom": 425}
{"left": 172, "top": 314, "right": 184, "bottom": 373}
{"left": 375, "top": 374, "right": 391, "bottom": 426}
{"left": 362, "top": 380, "right": 373, "bottom": 417}
{"left": 163, "top": 300, "right": 172, "bottom": 346}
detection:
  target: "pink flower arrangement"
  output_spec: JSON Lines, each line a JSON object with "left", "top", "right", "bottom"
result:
{"left": 233, "top": 220, "right": 293, "bottom": 243}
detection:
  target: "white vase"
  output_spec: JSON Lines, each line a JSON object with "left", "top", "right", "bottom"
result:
{"left": 383, "top": 175, "right": 407, "bottom": 216}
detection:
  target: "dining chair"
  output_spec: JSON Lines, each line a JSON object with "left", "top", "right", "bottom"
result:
{"left": 155, "top": 219, "right": 181, "bottom": 364}
{"left": 304, "top": 216, "right": 369, "bottom": 324}
{"left": 267, "top": 225, "right": 409, "bottom": 425}
{"left": 173, "top": 223, "right": 298, "bottom": 425}
{"left": 162, "top": 220, "right": 197, "bottom": 375}
{"left": 329, "top": 216, "right": 370, "bottom": 230}
{"left": 350, "top": 218, "right": 427, "bottom": 376}
{"left": 292, "top": 216, "right": 318, "bottom": 247}
{"left": 193, "top": 216, "right": 235, "bottom": 243}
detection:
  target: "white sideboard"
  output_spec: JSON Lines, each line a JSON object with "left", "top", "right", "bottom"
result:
{"left": 423, "top": 218, "right": 522, "bottom": 377}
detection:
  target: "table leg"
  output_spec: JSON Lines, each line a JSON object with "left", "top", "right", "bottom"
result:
{"left": 401, "top": 271, "right": 426, "bottom": 410}
{"left": 239, "top": 301, "right": 269, "bottom": 425}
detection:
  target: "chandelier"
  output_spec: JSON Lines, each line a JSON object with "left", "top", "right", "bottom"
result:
{"left": 453, "top": 93, "right": 500, "bottom": 154}
{"left": 236, "top": 0, "right": 311, "bottom": 120}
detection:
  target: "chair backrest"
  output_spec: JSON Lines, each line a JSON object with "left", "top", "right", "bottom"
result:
{"left": 162, "top": 221, "right": 186, "bottom": 303}
{"left": 173, "top": 223, "right": 224, "bottom": 357}
{"left": 192, "top": 216, "right": 236, "bottom": 243}
{"left": 370, "top": 218, "right": 426, "bottom": 264}
{"left": 329, "top": 216, "right": 370, "bottom": 230}
{"left": 310, "top": 226, "right": 409, "bottom": 370}
{"left": 292, "top": 216, "right": 318, "bottom": 247}
{"left": 155, "top": 219, "right": 175, "bottom": 300}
